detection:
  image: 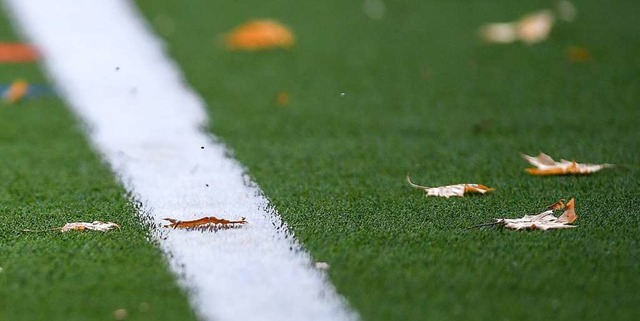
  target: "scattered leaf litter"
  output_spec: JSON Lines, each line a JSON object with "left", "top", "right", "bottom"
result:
{"left": 522, "top": 152, "right": 614, "bottom": 176}
{"left": 407, "top": 174, "right": 494, "bottom": 198}
{"left": 163, "top": 216, "right": 247, "bottom": 231}
{"left": 224, "top": 19, "right": 294, "bottom": 51}
{"left": 472, "top": 198, "right": 578, "bottom": 231}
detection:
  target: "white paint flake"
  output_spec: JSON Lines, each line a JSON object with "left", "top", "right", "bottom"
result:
{"left": 2, "top": 1, "right": 357, "bottom": 320}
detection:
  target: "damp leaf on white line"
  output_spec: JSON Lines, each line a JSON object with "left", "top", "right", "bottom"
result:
{"left": 406, "top": 174, "right": 494, "bottom": 198}
{"left": 163, "top": 216, "right": 247, "bottom": 231}
{"left": 522, "top": 152, "right": 614, "bottom": 176}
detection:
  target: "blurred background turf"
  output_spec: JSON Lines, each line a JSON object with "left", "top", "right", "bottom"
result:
{"left": 135, "top": 0, "right": 639, "bottom": 320}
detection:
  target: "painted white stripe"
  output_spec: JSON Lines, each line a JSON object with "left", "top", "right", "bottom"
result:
{"left": 3, "top": 1, "right": 358, "bottom": 320}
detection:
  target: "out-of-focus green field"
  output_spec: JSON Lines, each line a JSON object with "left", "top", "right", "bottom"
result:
{"left": 135, "top": 0, "right": 640, "bottom": 320}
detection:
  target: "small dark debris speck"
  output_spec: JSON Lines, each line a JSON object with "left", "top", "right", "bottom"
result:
{"left": 205, "top": 184, "right": 209, "bottom": 187}
{"left": 200, "top": 146, "right": 204, "bottom": 149}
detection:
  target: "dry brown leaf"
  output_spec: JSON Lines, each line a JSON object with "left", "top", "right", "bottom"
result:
{"left": 498, "top": 198, "right": 578, "bottom": 230}
{"left": 470, "top": 198, "right": 578, "bottom": 231}
{"left": 163, "top": 216, "right": 247, "bottom": 231}
{"left": 224, "top": 19, "right": 294, "bottom": 51}
{"left": 479, "top": 10, "right": 554, "bottom": 44}
{"left": 407, "top": 174, "right": 494, "bottom": 198}
{"left": 522, "top": 152, "right": 613, "bottom": 176}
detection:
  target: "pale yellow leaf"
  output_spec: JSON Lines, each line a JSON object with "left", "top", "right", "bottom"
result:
{"left": 407, "top": 174, "right": 493, "bottom": 198}
{"left": 479, "top": 9, "right": 555, "bottom": 44}
{"left": 516, "top": 10, "right": 555, "bottom": 44}
{"left": 60, "top": 221, "right": 120, "bottom": 232}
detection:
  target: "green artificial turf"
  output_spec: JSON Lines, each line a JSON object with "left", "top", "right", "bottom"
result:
{"left": 0, "top": 11, "right": 198, "bottom": 321}
{"left": 135, "top": 0, "right": 640, "bottom": 320}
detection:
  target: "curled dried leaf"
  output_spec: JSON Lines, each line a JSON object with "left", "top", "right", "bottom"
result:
{"left": 407, "top": 174, "right": 493, "bottom": 198}
{"left": 471, "top": 198, "right": 578, "bottom": 231}
{"left": 224, "top": 20, "right": 294, "bottom": 51}
{"left": 163, "top": 216, "right": 247, "bottom": 231}
{"left": 522, "top": 152, "right": 614, "bottom": 175}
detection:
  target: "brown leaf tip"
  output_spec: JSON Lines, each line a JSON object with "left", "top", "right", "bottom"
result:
{"left": 558, "top": 198, "right": 577, "bottom": 223}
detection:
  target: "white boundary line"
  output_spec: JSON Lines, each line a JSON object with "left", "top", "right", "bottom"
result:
{"left": 3, "top": 1, "right": 358, "bottom": 320}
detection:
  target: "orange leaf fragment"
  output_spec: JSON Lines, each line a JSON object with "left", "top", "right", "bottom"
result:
{"left": 2, "top": 79, "right": 29, "bottom": 104}
{"left": 224, "top": 19, "right": 294, "bottom": 51}
{"left": 522, "top": 152, "right": 613, "bottom": 176}
{"left": 567, "top": 46, "right": 591, "bottom": 63}
{"left": 163, "top": 216, "right": 247, "bottom": 231}
{"left": 276, "top": 91, "right": 290, "bottom": 107}
{"left": 0, "top": 43, "right": 39, "bottom": 62}
{"left": 407, "top": 174, "right": 494, "bottom": 198}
